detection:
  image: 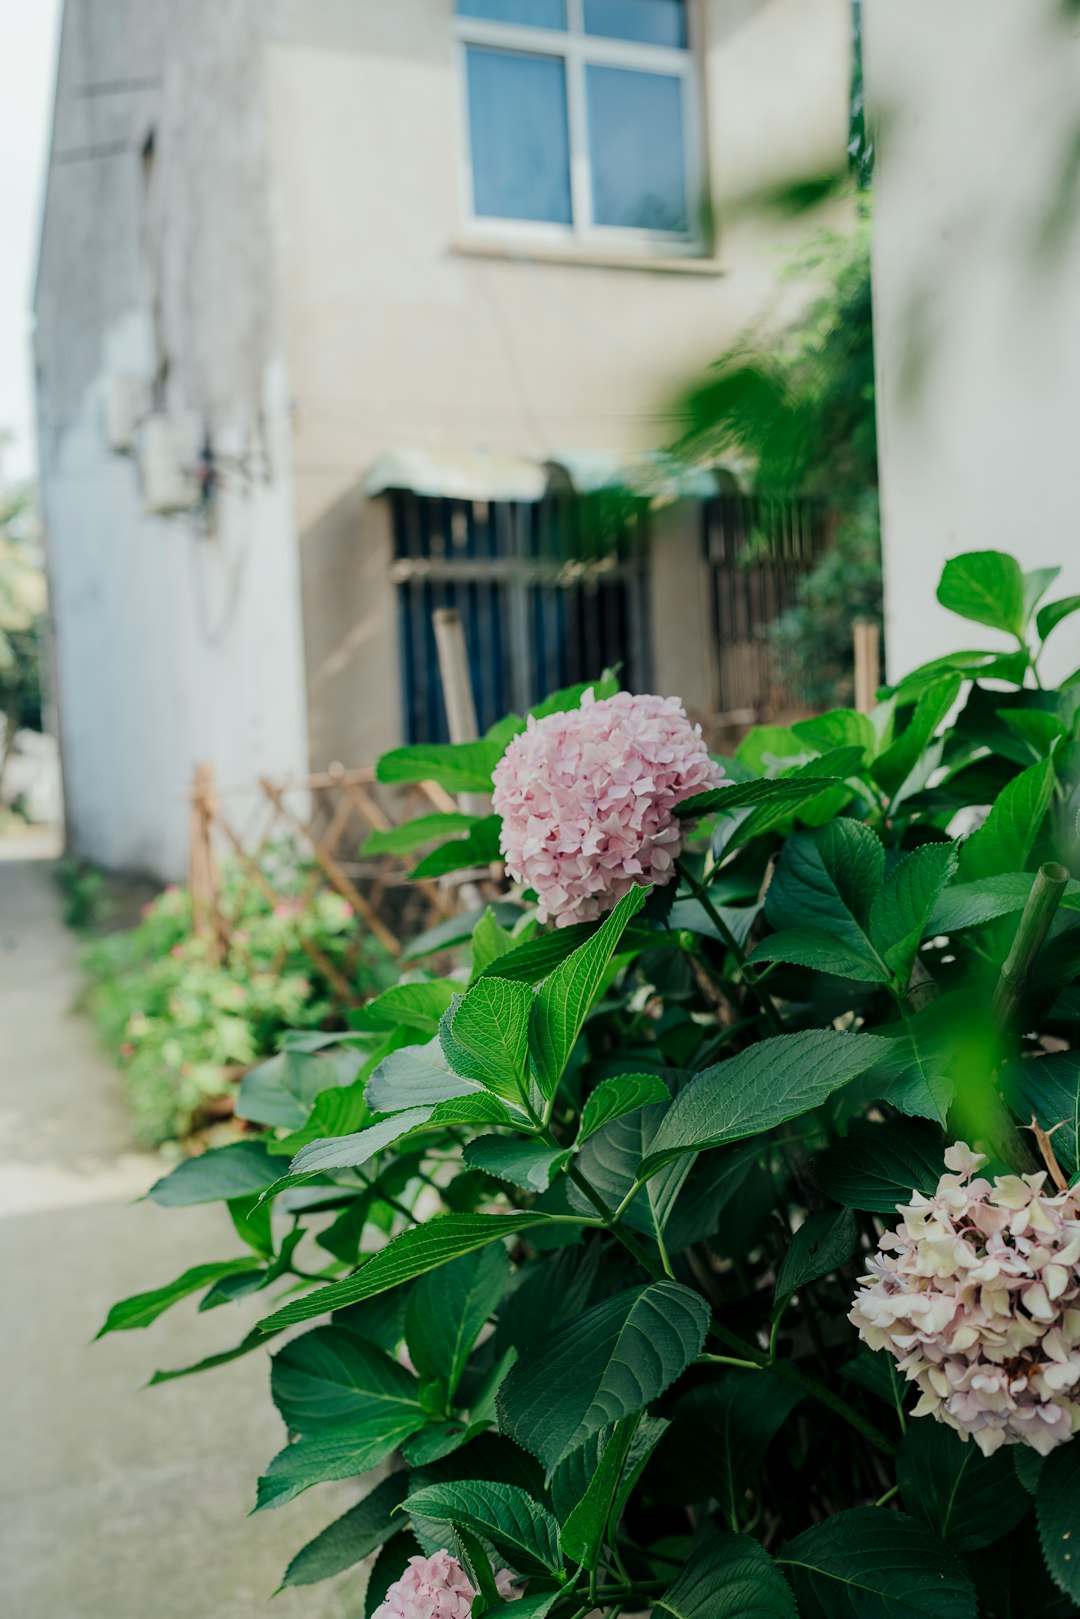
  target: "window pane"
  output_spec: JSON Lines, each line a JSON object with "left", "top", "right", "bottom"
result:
{"left": 466, "top": 47, "right": 572, "bottom": 225}
{"left": 586, "top": 65, "right": 688, "bottom": 231}
{"left": 583, "top": 0, "right": 687, "bottom": 48}
{"left": 457, "top": 0, "right": 567, "bottom": 28}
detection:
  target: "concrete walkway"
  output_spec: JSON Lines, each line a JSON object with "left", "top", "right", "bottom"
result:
{"left": 0, "top": 840, "right": 368, "bottom": 1619}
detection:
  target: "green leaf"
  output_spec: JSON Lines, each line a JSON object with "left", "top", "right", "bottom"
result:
{"left": 411, "top": 815, "right": 503, "bottom": 880}
{"left": 351, "top": 981, "right": 460, "bottom": 1037}
{"left": 405, "top": 1244, "right": 511, "bottom": 1399}
{"left": 376, "top": 739, "right": 503, "bottom": 792}
{"left": 478, "top": 1596, "right": 561, "bottom": 1619}
{"left": 970, "top": 1519, "right": 1078, "bottom": 1619}
{"left": 1024, "top": 566, "right": 1062, "bottom": 618}
{"left": 653, "top": 1374, "right": 801, "bottom": 1518}
{"left": 279, "top": 1473, "right": 409, "bottom": 1590}
{"left": 256, "top": 1422, "right": 420, "bottom": 1511}
{"left": 148, "top": 1324, "right": 285, "bottom": 1385}
{"left": 274, "top": 1080, "right": 372, "bottom": 1158}
{"left": 765, "top": 820, "right": 886, "bottom": 976}
{"left": 258, "top": 1213, "right": 549, "bottom": 1332}
{"left": 774, "top": 1208, "right": 859, "bottom": 1318}
{"left": 569, "top": 1100, "right": 692, "bottom": 1240}
{"left": 471, "top": 906, "right": 519, "bottom": 980}
{"left": 364, "top": 1531, "right": 423, "bottom": 1619}
{"left": 401, "top": 1420, "right": 489, "bottom": 1466}
{"left": 872, "top": 677, "right": 962, "bottom": 800}
{"left": 555, "top": 1417, "right": 641, "bottom": 1570}
{"left": 1010, "top": 1050, "right": 1080, "bottom": 1180}
{"left": 875, "top": 1017, "right": 955, "bottom": 1127}
{"left": 360, "top": 813, "right": 480, "bottom": 857}
{"left": 530, "top": 886, "right": 648, "bottom": 1098}
{"left": 451, "top": 976, "right": 533, "bottom": 1102}
{"left": 957, "top": 755, "right": 1057, "bottom": 881}
{"left": 779, "top": 1507, "right": 978, "bottom": 1618}
{"left": 640, "top": 1031, "right": 886, "bottom": 1177}
{"left": 1001, "top": 709, "right": 1067, "bottom": 756}
{"left": 496, "top": 1281, "right": 709, "bottom": 1471}
{"left": 792, "top": 708, "right": 878, "bottom": 762}
{"left": 402, "top": 1481, "right": 563, "bottom": 1577}
{"left": 927, "top": 871, "right": 1042, "bottom": 933}
{"left": 236, "top": 1051, "right": 345, "bottom": 1130}
{"left": 229, "top": 1193, "right": 274, "bottom": 1258}
{"left": 1037, "top": 1436, "right": 1080, "bottom": 1601}
{"left": 748, "top": 928, "right": 888, "bottom": 983}
{"left": 1037, "top": 593, "right": 1080, "bottom": 643}
{"left": 529, "top": 675, "right": 619, "bottom": 719}
{"left": 655, "top": 1533, "right": 797, "bottom": 1618}
{"left": 814, "top": 1120, "right": 945, "bottom": 1213}
{"left": 937, "top": 550, "right": 1027, "bottom": 638}
{"left": 897, "top": 1420, "right": 1030, "bottom": 1552}
{"left": 677, "top": 771, "right": 843, "bottom": 821}
{"left": 869, "top": 843, "right": 958, "bottom": 984}
{"left": 146, "top": 1141, "right": 278, "bottom": 1207}
{"left": 578, "top": 1073, "right": 671, "bottom": 1143}
{"left": 464, "top": 1136, "right": 573, "bottom": 1193}
{"left": 270, "top": 1325, "right": 422, "bottom": 1433}
{"left": 97, "top": 1259, "right": 256, "bottom": 1337}
{"left": 366, "top": 1047, "right": 486, "bottom": 1113}
{"left": 479, "top": 922, "right": 600, "bottom": 985}
{"left": 265, "top": 1107, "right": 435, "bottom": 1200}
{"left": 401, "top": 902, "right": 525, "bottom": 963}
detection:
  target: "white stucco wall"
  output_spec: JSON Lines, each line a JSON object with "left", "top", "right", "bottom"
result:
{"left": 865, "top": 0, "right": 1080, "bottom": 683}
{"left": 35, "top": 0, "right": 309, "bottom": 877}
{"left": 262, "top": 0, "right": 854, "bottom": 765}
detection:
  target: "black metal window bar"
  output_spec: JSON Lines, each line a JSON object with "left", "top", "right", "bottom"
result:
{"left": 390, "top": 490, "right": 651, "bottom": 744}
{"left": 703, "top": 490, "right": 830, "bottom": 722}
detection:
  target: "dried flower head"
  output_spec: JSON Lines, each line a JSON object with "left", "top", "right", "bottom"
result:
{"left": 371, "top": 1550, "right": 513, "bottom": 1619}
{"left": 850, "top": 1143, "right": 1080, "bottom": 1455}
{"left": 492, "top": 689, "right": 724, "bottom": 927}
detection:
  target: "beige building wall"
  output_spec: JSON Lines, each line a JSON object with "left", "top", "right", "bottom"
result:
{"left": 261, "top": 0, "right": 854, "bottom": 764}
{"left": 865, "top": 0, "right": 1080, "bottom": 684}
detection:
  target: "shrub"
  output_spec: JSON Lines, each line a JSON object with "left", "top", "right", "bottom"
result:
{"left": 82, "top": 851, "right": 396, "bottom": 1144}
{"left": 103, "top": 553, "right": 1080, "bottom": 1617}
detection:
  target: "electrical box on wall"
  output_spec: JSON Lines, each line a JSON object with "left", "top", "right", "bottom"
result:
{"left": 100, "top": 374, "right": 151, "bottom": 454}
{"left": 137, "top": 413, "right": 204, "bottom": 515}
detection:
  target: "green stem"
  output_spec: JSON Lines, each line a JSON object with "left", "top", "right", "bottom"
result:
{"left": 875, "top": 1483, "right": 899, "bottom": 1507}
{"left": 993, "top": 860, "right": 1070, "bottom": 1027}
{"left": 677, "top": 861, "right": 784, "bottom": 1035}
{"left": 696, "top": 1352, "right": 762, "bottom": 1371}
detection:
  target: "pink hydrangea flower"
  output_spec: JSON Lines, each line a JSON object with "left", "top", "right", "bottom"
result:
{"left": 492, "top": 689, "right": 724, "bottom": 927}
{"left": 849, "top": 1143, "right": 1080, "bottom": 1455}
{"left": 371, "top": 1550, "right": 514, "bottom": 1619}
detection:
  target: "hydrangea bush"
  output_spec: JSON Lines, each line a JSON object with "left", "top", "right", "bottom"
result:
{"left": 103, "top": 551, "right": 1080, "bottom": 1618}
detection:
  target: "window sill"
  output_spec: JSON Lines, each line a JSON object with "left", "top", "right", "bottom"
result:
{"left": 449, "top": 236, "right": 726, "bottom": 276}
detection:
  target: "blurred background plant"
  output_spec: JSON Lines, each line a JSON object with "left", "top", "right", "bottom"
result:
{"left": 79, "top": 847, "right": 396, "bottom": 1145}
{"left": 0, "top": 472, "right": 46, "bottom": 799}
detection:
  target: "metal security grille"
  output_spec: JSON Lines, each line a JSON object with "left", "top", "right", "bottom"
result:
{"left": 389, "top": 491, "right": 650, "bottom": 743}
{"left": 703, "top": 492, "right": 830, "bottom": 721}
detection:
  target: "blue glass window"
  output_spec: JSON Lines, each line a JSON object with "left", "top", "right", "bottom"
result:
{"left": 457, "top": 0, "right": 567, "bottom": 27}
{"left": 465, "top": 47, "right": 573, "bottom": 225}
{"left": 587, "top": 65, "right": 687, "bottom": 231}
{"left": 583, "top": 0, "right": 687, "bottom": 48}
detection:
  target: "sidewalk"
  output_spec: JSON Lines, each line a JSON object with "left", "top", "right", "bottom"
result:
{"left": 0, "top": 838, "right": 367, "bottom": 1619}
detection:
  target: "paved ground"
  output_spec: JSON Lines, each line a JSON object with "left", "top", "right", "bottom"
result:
{"left": 0, "top": 837, "right": 369, "bottom": 1619}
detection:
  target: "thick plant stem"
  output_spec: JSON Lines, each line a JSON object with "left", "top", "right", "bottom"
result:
{"left": 993, "top": 861, "right": 1070, "bottom": 1027}
{"left": 676, "top": 861, "right": 784, "bottom": 1035}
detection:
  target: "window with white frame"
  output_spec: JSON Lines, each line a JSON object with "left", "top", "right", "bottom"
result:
{"left": 455, "top": 0, "right": 702, "bottom": 251}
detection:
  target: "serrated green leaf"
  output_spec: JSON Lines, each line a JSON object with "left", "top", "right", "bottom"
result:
{"left": 557, "top": 1416, "right": 640, "bottom": 1570}
{"left": 401, "top": 902, "right": 525, "bottom": 964}
{"left": 97, "top": 1258, "right": 256, "bottom": 1337}
{"left": 360, "top": 813, "right": 480, "bottom": 858}
{"left": 471, "top": 907, "right": 519, "bottom": 981}
{"left": 405, "top": 1244, "right": 511, "bottom": 1399}
{"left": 569, "top": 1101, "right": 692, "bottom": 1240}
{"left": 814, "top": 1120, "right": 945, "bottom": 1212}
{"left": 652, "top": 1374, "right": 802, "bottom": 1518}
{"left": 774, "top": 1208, "right": 859, "bottom": 1318}
{"left": 969, "top": 1518, "right": 1077, "bottom": 1619}
{"left": 888, "top": 649, "right": 1031, "bottom": 704}
{"left": 148, "top": 1324, "right": 286, "bottom": 1385}
{"left": 1037, "top": 1424, "right": 1080, "bottom": 1600}
{"left": 530, "top": 886, "right": 648, "bottom": 1098}
{"left": 792, "top": 708, "right": 878, "bottom": 761}
{"left": 529, "top": 675, "right": 619, "bottom": 719}
{"left": 496, "top": 1281, "right": 709, "bottom": 1470}
{"left": 1009, "top": 1050, "right": 1080, "bottom": 1180}
{"left": 146, "top": 1141, "right": 278, "bottom": 1207}
{"left": 279, "top": 1473, "right": 409, "bottom": 1590}
{"left": 351, "top": 981, "right": 460, "bottom": 1037}
{"left": 778, "top": 1507, "right": 978, "bottom": 1617}
{"left": 897, "top": 1419, "right": 1030, "bottom": 1552}
{"left": 411, "top": 816, "right": 503, "bottom": 880}
{"left": 872, "top": 677, "right": 962, "bottom": 800}
{"left": 1000, "top": 709, "right": 1067, "bottom": 756}
{"left": 402, "top": 1480, "right": 564, "bottom": 1577}
{"left": 938, "top": 550, "right": 1027, "bottom": 638}
{"left": 869, "top": 843, "right": 958, "bottom": 984}
{"left": 256, "top": 1421, "right": 421, "bottom": 1511}
{"left": 271, "top": 1325, "right": 422, "bottom": 1433}
{"left": 640, "top": 1031, "right": 886, "bottom": 1177}
{"left": 376, "top": 739, "right": 503, "bottom": 792}
{"left": 875, "top": 1018, "right": 955, "bottom": 1127}
{"left": 958, "top": 755, "right": 1057, "bottom": 881}
{"left": 263, "top": 1107, "right": 434, "bottom": 1202}
{"left": 401, "top": 1420, "right": 490, "bottom": 1465}
{"left": 578, "top": 1073, "right": 670, "bottom": 1143}
{"left": 366, "top": 1046, "right": 486, "bottom": 1113}
{"left": 678, "top": 772, "right": 841, "bottom": 819}
{"left": 258, "top": 1213, "right": 550, "bottom": 1332}
{"left": 451, "top": 976, "right": 533, "bottom": 1101}
{"left": 1037, "top": 593, "right": 1080, "bottom": 643}
{"left": 748, "top": 928, "right": 888, "bottom": 983}
{"left": 236, "top": 1050, "right": 345, "bottom": 1130}
{"left": 764, "top": 820, "right": 886, "bottom": 977}
{"left": 478, "top": 921, "right": 601, "bottom": 985}
{"left": 655, "top": 1533, "right": 797, "bottom": 1618}
{"left": 927, "top": 871, "right": 1071, "bottom": 934}
{"left": 464, "top": 1136, "right": 573, "bottom": 1193}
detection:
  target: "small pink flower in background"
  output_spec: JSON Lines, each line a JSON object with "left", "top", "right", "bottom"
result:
{"left": 371, "top": 1550, "right": 514, "bottom": 1619}
{"left": 273, "top": 899, "right": 303, "bottom": 920}
{"left": 492, "top": 689, "right": 724, "bottom": 928}
{"left": 850, "top": 1143, "right": 1080, "bottom": 1455}
{"left": 170, "top": 944, "right": 185, "bottom": 959}
{"left": 118, "top": 1042, "right": 135, "bottom": 1060}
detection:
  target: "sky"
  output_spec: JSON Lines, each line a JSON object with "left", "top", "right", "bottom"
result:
{"left": 0, "top": 0, "right": 62, "bottom": 487}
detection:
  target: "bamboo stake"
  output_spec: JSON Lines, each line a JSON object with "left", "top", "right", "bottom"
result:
{"left": 853, "top": 619, "right": 881, "bottom": 716}
{"left": 993, "top": 862, "right": 1071, "bottom": 1026}
{"left": 433, "top": 607, "right": 490, "bottom": 822}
